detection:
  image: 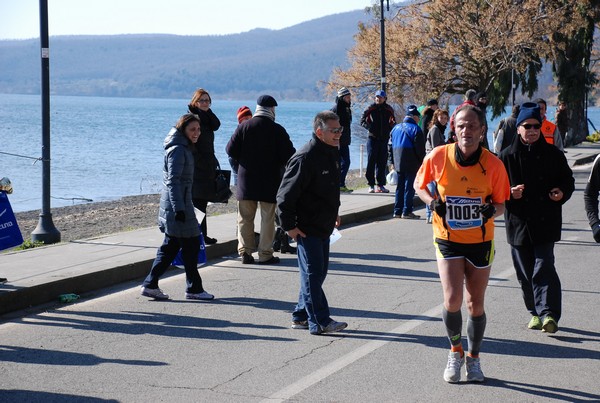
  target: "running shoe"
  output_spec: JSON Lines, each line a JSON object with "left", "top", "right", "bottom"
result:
{"left": 291, "top": 320, "right": 309, "bottom": 329}
{"left": 375, "top": 185, "right": 390, "bottom": 193}
{"left": 542, "top": 315, "right": 558, "bottom": 333}
{"left": 310, "top": 320, "right": 348, "bottom": 335}
{"left": 466, "top": 356, "right": 485, "bottom": 382}
{"left": 368, "top": 187, "right": 375, "bottom": 193}
{"left": 443, "top": 351, "right": 464, "bottom": 383}
{"left": 527, "top": 315, "right": 542, "bottom": 330}
{"left": 185, "top": 291, "right": 214, "bottom": 301}
{"left": 339, "top": 186, "right": 353, "bottom": 193}
{"left": 401, "top": 212, "right": 421, "bottom": 219}
{"left": 140, "top": 286, "right": 170, "bottom": 300}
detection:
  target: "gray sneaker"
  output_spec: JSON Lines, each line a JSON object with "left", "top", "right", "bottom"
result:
{"left": 443, "top": 351, "right": 464, "bottom": 383}
{"left": 466, "top": 355, "right": 485, "bottom": 382}
{"left": 141, "top": 286, "right": 170, "bottom": 300}
{"left": 311, "top": 320, "right": 348, "bottom": 335}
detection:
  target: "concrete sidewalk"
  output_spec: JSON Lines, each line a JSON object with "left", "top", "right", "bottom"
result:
{"left": 1, "top": 142, "right": 598, "bottom": 316}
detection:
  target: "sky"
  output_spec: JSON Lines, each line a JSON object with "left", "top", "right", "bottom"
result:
{"left": 0, "top": 0, "right": 372, "bottom": 40}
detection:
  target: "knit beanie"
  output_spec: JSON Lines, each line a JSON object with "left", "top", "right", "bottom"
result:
{"left": 236, "top": 106, "right": 252, "bottom": 124}
{"left": 406, "top": 104, "right": 421, "bottom": 117}
{"left": 337, "top": 87, "right": 350, "bottom": 97}
{"left": 516, "top": 102, "right": 542, "bottom": 127}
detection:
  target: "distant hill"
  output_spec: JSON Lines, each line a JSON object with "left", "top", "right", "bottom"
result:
{"left": 0, "top": 10, "right": 369, "bottom": 101}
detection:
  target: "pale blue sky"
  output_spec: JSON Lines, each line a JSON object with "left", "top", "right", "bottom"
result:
{"left": 0, "top": 0, "right": 372, "bottom": 40}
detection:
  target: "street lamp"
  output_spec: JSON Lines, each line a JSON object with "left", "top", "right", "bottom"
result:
{"left": 31, "top": 0, "right": 60, "bottom": 244}
{"left": 379, "top": 0, "right": 389, "bottom": 93}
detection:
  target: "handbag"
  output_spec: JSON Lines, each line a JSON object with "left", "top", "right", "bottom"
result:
{"left": 386, "top": 170, "right": 398, "bottom": 186}
{"left": 172, "top": 230, "right": 207, "bottom": 268}
{"left": 0, "top": 191, "right": 24, "bottom": 251}
{"left": 210, "top": 165, "right": 232, "bottom": 204}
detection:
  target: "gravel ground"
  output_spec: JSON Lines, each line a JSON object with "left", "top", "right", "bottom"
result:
{"left": 15, "top": 170, "right": 370, "bottom": 243}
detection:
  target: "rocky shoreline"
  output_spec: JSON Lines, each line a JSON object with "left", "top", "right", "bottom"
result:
{"left": 15, "top": 170, "right": 369, "bottom": 243}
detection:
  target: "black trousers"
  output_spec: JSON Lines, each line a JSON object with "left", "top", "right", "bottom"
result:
{"left": 510, "top": 242, "right": 562, "bottom": 322}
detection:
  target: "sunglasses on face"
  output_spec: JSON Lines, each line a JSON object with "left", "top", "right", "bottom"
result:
{"left": 325, "top": 127, "right": 343, "bottom": 134}
{"left": 521, "top": 124, "right": 541, "bottom": 130}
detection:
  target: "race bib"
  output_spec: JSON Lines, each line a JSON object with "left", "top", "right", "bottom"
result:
{"left": 445, "top": 196, "right": 483, "bottom": 230}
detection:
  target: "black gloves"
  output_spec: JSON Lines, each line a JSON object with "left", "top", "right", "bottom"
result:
{"left": 592, "top": 222, "right": 600, "bottom": 243}
{"left": 479, "top": 204, "right": 496, "bottom": 220}
{"left": 175, "top": 211, "right": 186, "bottom": 222}
{"left": 430, "top": 199, "right": 446, "bottom": 218}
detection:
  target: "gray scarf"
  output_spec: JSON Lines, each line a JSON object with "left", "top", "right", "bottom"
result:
{"left": 254, "top": 106, "right": 275, "bottom": 121}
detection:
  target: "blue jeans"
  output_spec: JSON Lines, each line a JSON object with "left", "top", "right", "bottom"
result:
{"left": 366, "top": 137, "right": 388, "bottom": 187}
{"left": 393, "top": 171, "right": 417, "bottom": 216}
{"left": 292, "top": 235, "right": 332, "bottom": 333}
{"left": 143, "top": 234, "right": 204, "bottom": 294}
{"left": 339, "top": 144, "right": 351, "bottom": 187}
{"left": 425, "top": 181, "right": 436, "bottom": 219}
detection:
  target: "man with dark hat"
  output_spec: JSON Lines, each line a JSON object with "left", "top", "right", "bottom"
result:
{"left": 331, "top": 87, "right": 353, "bottom": 192}
{"left": 389, "top": 105, "right": 426, "bottom": 219}
{"left": 226, "top": 95, "right": 295, "bottom": 265}
{"left": 360, "top": 89, "right": 396, "bottom": 193}
{"left": 499, "top": 102, "right": 574, "bottom": 334}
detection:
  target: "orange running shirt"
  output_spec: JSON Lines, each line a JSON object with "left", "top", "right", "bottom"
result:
{"left": 416, "top": 143, "right": 510, "bottom": 244}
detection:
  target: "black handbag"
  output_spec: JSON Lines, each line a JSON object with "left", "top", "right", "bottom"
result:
{"left": 211, "top": 166, "right": 232, "bottom": 203}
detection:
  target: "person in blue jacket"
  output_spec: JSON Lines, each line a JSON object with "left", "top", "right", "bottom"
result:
{"left": 389, "top": 105, "right": 426, "bottom": 219}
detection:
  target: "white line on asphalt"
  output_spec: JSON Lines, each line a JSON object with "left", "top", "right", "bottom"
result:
{"left": 262, "top": 266, "right": 516, "bottom": 402}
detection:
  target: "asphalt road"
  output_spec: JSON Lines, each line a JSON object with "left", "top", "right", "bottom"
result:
{"left": 1, "top": 166, "right": 599, "bottom": 402}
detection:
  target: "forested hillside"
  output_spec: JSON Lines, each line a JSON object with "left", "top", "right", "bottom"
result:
{"left": 0, "top": 10, "right": 366, "bottom": 100}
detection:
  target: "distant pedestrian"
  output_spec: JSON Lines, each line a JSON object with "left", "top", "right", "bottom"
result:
{"left": 493, "top": 104, "right": 520, "bottom": 154}
{"left": 229, "top": 106, "right": 253, "bottom": 185}
{"left": 277, "top": 110, "right": 347, "bottom": 335}
{"left": 554, "top": 100, "right": 568, "bottom": 146}
{"left": 475, "top": 92, "right": 490, "bottom": 149}
{"left": 389, "top": 105, "right": 426, "bottom": 220}
{"left": 226, "top": 95, "right": 295, "bottom": 265}
{"left": 534, "top": 98, "right": 565, "bottom": 152}
{"left": 331, "top": 86, "right": 353, "bottom": 193}
{"left": 419, "top": 98, "right": 439, "bottom": 135}
{"left": 415, "top": 104, "right": 510, "bottom": 383}
{"left": 499, "top": 102, "right": 574, "bottom": 334}
{"left": 141, "top": 113, "right": 214, "bottom": 301}
{"left": 360, "top": 89, "right": 396, "bottom": 193}
{"left": 584, "top": 154, "right": 600, "bottom": 243}
{"left": 424, "top": 108, "right": 449, "bottom": 223}
{"left": 188, "top": 88, "right": 221, "bottom": 245}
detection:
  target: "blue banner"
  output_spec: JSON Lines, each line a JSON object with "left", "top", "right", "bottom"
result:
{"left": 0, "top": 192, "right": 23, "bottom": 251}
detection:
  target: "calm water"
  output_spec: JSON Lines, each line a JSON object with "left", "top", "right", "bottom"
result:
{"left": 1, "top": 94, "right": 597, "bottom": 212}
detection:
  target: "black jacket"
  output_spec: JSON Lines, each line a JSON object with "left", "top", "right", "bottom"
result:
{"left": 277, "top": 135, "right": 341, "bottom": 239}
{"left": 226, "top": 115, "right": 295, "bottom": 203}
{"left": 584, "top": 154, "right": 600, "bottom": 227}
{"left": 360, "top": 102, "right": 396, "bottom": 141}
{"left": 331, "top": 97, "right": 352, "bottom": 146}
{"left": 499, "top": 134, "right": 574, "bottom": 245}
{"left": 188, "top": 106, "right": 221, "bottom": 200}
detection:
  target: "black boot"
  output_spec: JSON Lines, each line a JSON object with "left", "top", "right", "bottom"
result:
{"left": 279, "top": 231, "right": 297, "bottom": 254}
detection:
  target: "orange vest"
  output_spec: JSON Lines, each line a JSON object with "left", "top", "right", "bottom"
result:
{"left": 416, "top": 144, "right": 510, "bottom": 244}
{"left": 541, "top": 119, "right": 556, "bottom": 145}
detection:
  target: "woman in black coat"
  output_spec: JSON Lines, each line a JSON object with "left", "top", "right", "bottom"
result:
{"left": 188, "top": 88, "right": 221, "bottom": 244}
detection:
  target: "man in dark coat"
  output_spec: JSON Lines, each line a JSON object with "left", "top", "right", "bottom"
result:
{"left": 499, "top": 102, "right": 575, "bottom": 334}
{"left": 226, "top": 95, "right": 295, "bottom": 265}
{"left": 331, "top": 87, "right": 353, "bottom": 192}
{"left": 277, "top": 110, "right": 347, "bottom": 335}
{"left": 360, "top": 89, "right": 396, "bottom": 193}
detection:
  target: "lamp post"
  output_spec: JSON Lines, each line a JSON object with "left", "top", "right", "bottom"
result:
{"left": 31, "top": 0, "right": 60, "bottom": 244}
{"left": 379, "top": 0, "right": 389, "bottom": 93}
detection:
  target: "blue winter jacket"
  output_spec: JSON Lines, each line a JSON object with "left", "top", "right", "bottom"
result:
{"left": 390, "top": 117, "right": 426, "bottom": 174}
{"left": 158, "top": 127, "right": 200, "bottom": 238}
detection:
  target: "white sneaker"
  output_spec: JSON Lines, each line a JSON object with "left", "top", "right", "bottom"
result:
{"left": 466, "top": 356, "right": 485, "bottom": 382}
{"left": 185, "top": 291, "right": 214, "bottom": 301}
{"left": 368, "top": 187, "right": 375, "bottom": 193}
{"left": 443, "top": 351, "right": 464, "bottom": 383}
{"left": 141, "top": 286, "right": 169, "bottom": 300}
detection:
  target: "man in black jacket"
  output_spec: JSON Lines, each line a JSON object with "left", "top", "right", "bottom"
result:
{"left": 331, "top": 87, "right": 353, "bottom": 192}
{"left": 360, "top": 90, "right": 396, "bottom": 193}
{"left": 499, "top": 102, "right": 575, "bottom": 334}
{"left": 277, "top": 110, "right": 348, "bottom": 336}
{"left": 226, "top": 95, "right": 295, "bottom": 265}
{"left": 584, "top": 154, "right": 600, "bottom": 242}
